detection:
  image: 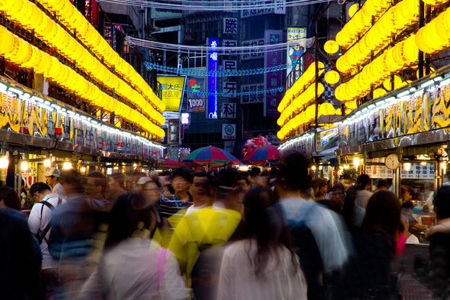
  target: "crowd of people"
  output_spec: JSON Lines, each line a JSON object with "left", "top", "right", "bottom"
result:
{"left": 0, "top": 151, "right": 449, "bottom": 300}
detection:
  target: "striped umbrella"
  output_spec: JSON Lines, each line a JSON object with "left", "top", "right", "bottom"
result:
{"left": 241, "top": 145, "right": 280, "bottom": 165}
{"left": 183, "top": 146, "right": 239, "bottom": 166}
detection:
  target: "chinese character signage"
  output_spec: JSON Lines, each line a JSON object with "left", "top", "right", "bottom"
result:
{"left": 221, "top": 103, "right": 236, "bottom": 119}
{"left": 241, "top": 84, "right": 264, "bottom": 104}
{"left": 223, "top": 60, "right": 237, "bottom": 71}
{"left": 208, "top": 38, "right": 218, "bottom": 119}
{"left": 264, "top": 30, "right": 283, "bottom": 117}
{"left": 223, "top": 39, "right": 238, "bottom": 55}
{"left": 223, "top": 18, "right": 238, "bottom": 34}
{"left": 157, "top": 76, "right": 186, "bottom": 112}
{"left": 241, "top": 39, "right": 265, "bottom": 60}
{"left": 287, "top": 27, "right": 307, "bottom": 76}
{"left": 241, "top": 0, "right": 285, "bottom": 18}
{"left": 187, "top": 78, "right": 205, "bottom": 112}
{"left": 222, "top": 81, "right": 237, "bottom": 97}
{"left": 222, "top": 123, "right": 236, "bottom": 140}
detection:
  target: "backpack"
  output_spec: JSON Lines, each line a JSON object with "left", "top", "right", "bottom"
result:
{"left": 37, "top": 197, "right": 62, "bottom": 245}
{"left": 275, "top": 202, "right": 326, "bottom": 300}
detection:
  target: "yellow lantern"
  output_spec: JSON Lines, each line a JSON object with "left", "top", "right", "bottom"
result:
{"left": 324, "top": 40, "right": 339, "bottom": 55}
{"left": 373, "top": 88, "right": 387, "bottom": 99}
{"left": 324, "top": 70, "right": 340, "bottom": 85}
{"left": 348, "top": 3, "right": 360, "bottom": 18}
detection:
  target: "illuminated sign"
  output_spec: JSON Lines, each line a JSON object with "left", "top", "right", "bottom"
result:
{"left": 208, "top": 38, "right": 218, "bottom": 119}
{"left": 157, "top": 76, "right": 186, "bottom": 112}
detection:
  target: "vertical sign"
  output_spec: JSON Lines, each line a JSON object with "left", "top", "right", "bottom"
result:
{"left": 264, "top": 30, "right": 283, "bottom": 117}
{"left": 208, "top": 38, "right": 218, "bottom": 119}
{"left": 287, "top": 27, "right": 307, "bottom": 77}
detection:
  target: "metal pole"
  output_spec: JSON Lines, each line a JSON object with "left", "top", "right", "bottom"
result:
{"left": 418, "top": 0, "right": 425, "bottom": 79}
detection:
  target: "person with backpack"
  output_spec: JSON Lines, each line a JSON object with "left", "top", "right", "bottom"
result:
{"left": 28, "top": 182, "right": 63, "bottom": 297}
{"left": 274, "top": 152, "right": 351, "bottom": 300}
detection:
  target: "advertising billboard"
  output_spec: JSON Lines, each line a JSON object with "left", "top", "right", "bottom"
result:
{"left": 157, "top": 75, "right": 186, "bottom": 112}
{"left": 287, "top": 27, "right": 307, "bottom": 77}
{"left": 187, "top": 78, "right": 205, "bottom": 112}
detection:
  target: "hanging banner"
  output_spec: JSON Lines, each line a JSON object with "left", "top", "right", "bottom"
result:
{"left": 287, "top": 27, "right": 307, "bottom": 77}
{"left": 157, "top": 75, "right": 186, "bottom": 112}
{"left": 208, "top": 38, "right": 219, "bottom": 119}
{"left": 264, "top": 30, "right": 283, "bottom": 117}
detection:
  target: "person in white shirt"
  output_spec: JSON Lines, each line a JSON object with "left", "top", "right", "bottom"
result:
{"left": 29, "top": 182, "right": 63, "bottom": 269}
{"left": 29, "top": 182, "right": 63, "bottom": 297}
{"left": 185, "top": 172, "right": 214, "bottom": 215}
{"left": 45, "top": 168, "right": 66, "bottom": 201}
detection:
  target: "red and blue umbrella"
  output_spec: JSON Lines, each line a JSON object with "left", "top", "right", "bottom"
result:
{"left": 183, "top": 146, "right": 239, "bottom": 165}
{"left": 241, "top": 145, "right": 280, "bottom": 165}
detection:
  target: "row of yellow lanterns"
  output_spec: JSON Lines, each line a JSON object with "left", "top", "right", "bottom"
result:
{"left": 335, "top": 34, "right": 418, "bottom": 102}
{"left": 278, "top": 82, "right": 325, "bottom": 127}
{"left": 32, "top": 0, "right": 165, "bottom": 113}
{"left": 277, "top": 102, "right": 340, "bottom": 140}
{"left": 416, "top": 6, "right": 450, "bottom": 54}
{"left": 335, "top": 4, "right": 450, "bottom": 104}
{"left": 0, "top": 25, "right": 165, "bottom": 139}
{"left": 0, "top": 0, "right": 165, "bottom": 127}
{"left": 336, "top": 0, "right": 420, "bottom": 75}
{"left": 278, "top": 62, "right": 325, "bottom": 113}
{"left": 336, "top": 0, "right": 392, "bottom": 50}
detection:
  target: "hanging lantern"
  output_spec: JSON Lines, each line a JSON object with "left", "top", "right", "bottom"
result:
{"left": 324, "top": 40, "right": 340, "bottom": 55}
{"left": 348, "top": 3, "right": 360, "bottom": 18}
{"left": 324, "top": 70, "right": 340, "bottom": 85}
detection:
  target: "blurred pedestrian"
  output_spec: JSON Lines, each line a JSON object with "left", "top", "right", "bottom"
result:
{"left": 29, "top": 182, "right": 63, "bottom": 298}
{"left": 162, "top": 183, "right": 175, "bottom": 198}
{"left": 336, "top": 190, "right": 403, "bottom": 300}
{"left": 45, "top": 168, "right": 66, "bottom": 200}
{"left": 0, "top": 185, "right": 21, "bottom": 210}
{"left": 106, "top": 172, "right": 127, "bottom": 206}
{"left": 48, "top": 170, "right": 109, "bottom": 299}
{"left": 236, "top": 173, "right": 251, "bottom": 193}
{"left": 169, "top": 167, "right": 242, "bottom": 287}
{"left": 186, "top": 172, "right": 214, "bottom": 215}
{"left": 312, "top": 178, "right": 328, "bottom": 202}
{"left": 353, "top": 174, "right": 373, "bottom": 227}
{"left": 80, "top": 193, "right": 188, "bottom": 299}
{"left": 274, "top": 152, "right": 350, "bottom": 300}
{"left": 415, "top": 186, "right": 450, "bottom": 299}
{"left": 85, "top": 171, "right": 110, "bottom": 211}
{"left": 248, "top": 167, "right": 261, "bottom": 187}
{"left": 376, "top": 179, "right": 390, "bottom": 192}
{"left": 159, "top": 167, "right": 193, "bottom": 220}
{"left": 217, "top": 186, "right": 307, "bottom": 300}
{"left": 0, "top": 207, "right": 42, "bottom": 300}
{"left": 318, "top": 182, "right": 345, "bottom": 213}
{"left": 400, "top": 185, "right": 414, "bottom": 204}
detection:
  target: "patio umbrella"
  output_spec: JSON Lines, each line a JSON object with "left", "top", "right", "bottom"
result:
{"left": 183, "top": 146, "right": 239, "bottom": 169}
{"left": 241, "top": 145, "right": 280, "bottom": 165}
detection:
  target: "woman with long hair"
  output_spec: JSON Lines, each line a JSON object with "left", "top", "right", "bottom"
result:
{"left": 216, "top": 186, "right": 307, "bottom": 300}
{"left": 80, "top": 193, "right": 187, "bottom": 300}
{"left": 337, "top": 190, "right": 402, "bottom": 300}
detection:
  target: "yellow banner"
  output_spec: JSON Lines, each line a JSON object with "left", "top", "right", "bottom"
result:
{"left": 157, "top": 76, "right": 186, "bottom": 112}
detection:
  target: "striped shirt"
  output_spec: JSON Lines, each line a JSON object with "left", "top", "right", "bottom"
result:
{"left": 158, "top": 194, "right": 191, "bottom": 219}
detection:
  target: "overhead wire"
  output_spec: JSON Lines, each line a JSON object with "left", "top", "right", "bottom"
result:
{"left": 127, "top": 36, "right": 315, "bottom": 54}
{"left": 97, "top": 0, "right": 333, "bottom": 11}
